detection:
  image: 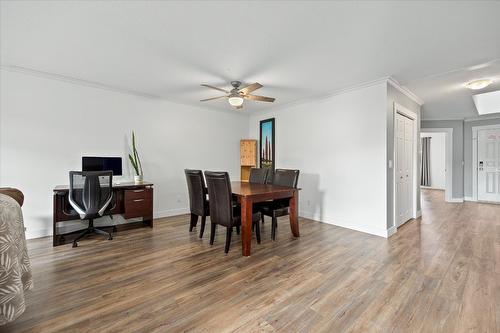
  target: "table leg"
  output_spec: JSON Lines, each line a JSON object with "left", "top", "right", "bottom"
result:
{"left": 241, "top": 197, "right": 253, "bottom": 256}
{"left": 289, "top": 191, "right": 300, "bottom": 237}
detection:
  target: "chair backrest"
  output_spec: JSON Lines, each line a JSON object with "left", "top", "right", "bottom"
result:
{"left": 249, "top": 168, "right": 269, "bottom": 184}
{"left": 273, "top": 169, "right": 300, "bottom": 188}
{"left": 68, "top": 171, "right": 113, "bottom": 219}
{"left": 204, "top": 171, "right": 234, "bottom": 227}
{"left": 265, "top": 169, "right": 275, "bottom": 184}
{"left": 184, "top": 169, "right": 208, "bottom": 216}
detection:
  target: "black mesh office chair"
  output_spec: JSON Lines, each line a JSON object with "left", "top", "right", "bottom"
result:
{"left": 68, "top": 171, "right": 114, "bottom": 248}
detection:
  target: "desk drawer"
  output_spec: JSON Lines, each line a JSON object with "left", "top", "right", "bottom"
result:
{"left": 124, "top": 188, "right": 153, "bottom": 219}
{"left": 124, "top": 188, "right": 152, "bottom": 201}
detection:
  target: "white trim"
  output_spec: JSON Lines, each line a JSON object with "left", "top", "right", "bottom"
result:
{"left": 393, "top": 102, "right": 419, "bottom": 231}
{"left": 447, "top": 198, "right": 464, "bottom": 203}
{"left": 464, "top": 196, "right": 475, "bottom": 202}
{"left": 472, "top": 123, "right": 500, "bottom": 201}
{"left": 416, "top": 210, "right": 422, "bottom": 218}
{"left": 299, "top": 211, "right": 391, "bottom": 238}
{"left": 0, "top": 65, "right": 248, "bottom": 117}
{"left": 387, "top": 77, "right": 424, "bottom": 106}
{"left": 422, "top": 118, "right": 464, "bottom": 121}
{"left": 464, "top": 114, "right": 500, "bottom": 122}
{"left": 421, "top": 127, "right": 454, "bottom": 202}
{"left": 387, "top": 226, "right": 397, "bottom": 237}
{"left": 153, "top": 208, "right": 190, "bottom": 219}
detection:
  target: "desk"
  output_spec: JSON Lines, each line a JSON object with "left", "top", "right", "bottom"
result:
{"left": 53, "top": 182, "right": 154, "bottom": 246}
{"left": 231, "top": 181, "right": 300, "bottom": 256}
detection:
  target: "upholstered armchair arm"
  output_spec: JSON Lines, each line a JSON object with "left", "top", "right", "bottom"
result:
{"left": 0, "top": 188, "right": 24, "bottom": 207}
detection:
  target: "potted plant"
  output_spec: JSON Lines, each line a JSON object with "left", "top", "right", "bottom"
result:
{"left": 128, "top": 131, "right": 143, "bottom": 183}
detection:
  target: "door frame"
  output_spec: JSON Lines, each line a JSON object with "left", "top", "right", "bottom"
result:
{"left": 420, "top": 128, "right": 453, "bottom": 202}
{"left": 393, "top": 103, "right": 419, "bottom": 230}
{"left": 472, "top": 124, "right": 500, "bottom": 201}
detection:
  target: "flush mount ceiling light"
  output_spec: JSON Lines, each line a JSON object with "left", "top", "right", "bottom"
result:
{"left": 466, "top": 79, "right": 493, "bottom": 90}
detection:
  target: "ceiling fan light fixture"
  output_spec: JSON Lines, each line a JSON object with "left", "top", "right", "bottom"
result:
{"left": 466, "top": 79, "right": 493, "bottom": 90}
{"left": 228, "top": 94, "right": 244, "bottom": 107}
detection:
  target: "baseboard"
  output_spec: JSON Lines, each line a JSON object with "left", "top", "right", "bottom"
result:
{"left": 420, "top": 186, "right": 445, "bottom": 191}
{"left": 26, "top": 207, "right": 191, "bottom": 240}
{"left": 464, "top": 196, "right": 475, "bottom": 202}
{"left": 154, "top": 207, "right": 189, "bottom": 219}
{"left": 299, "top": 210, "right": 390, "bottom": 238}
{"left": 415, "top": 210, "right": 422, "bottom": 218}
{"left": 447, "top": 198, "right": 464, "bottom": 203}
{"left": 387, "top": 225, "right": 397, "bottom": 237}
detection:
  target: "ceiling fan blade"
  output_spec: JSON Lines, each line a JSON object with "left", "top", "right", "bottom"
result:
{"left": 201, "top": 84, "right": 229, "bottom": 93}
{"left": 200, "top": 95, "right": 227, "bottom": 102}
{"left": 239, "top": 82, "right": 263, "bottom": 94}
{"left": 243, "top": 94, "right": 275, "bottom": 102}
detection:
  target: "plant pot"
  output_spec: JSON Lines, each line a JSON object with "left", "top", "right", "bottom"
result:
{"left": 134, "top": 175, "right": 144, "bottom": 184}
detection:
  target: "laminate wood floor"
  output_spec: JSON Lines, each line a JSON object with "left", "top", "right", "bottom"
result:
{"left": 3, "top": 189, "right": 500, "bottom": 332}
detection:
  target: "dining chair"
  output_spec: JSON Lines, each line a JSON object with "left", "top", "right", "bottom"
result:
{"left": 185, "top": 169, "right": 210, "bottom": 238}
{"left": 249, "top": 168, "right": 269, "bottom": 184}
{"left": 204, "top": 171, "right": 261, "bottom": 253}
{"left": 258, "top": 169, "right": 300, "bottom": 240}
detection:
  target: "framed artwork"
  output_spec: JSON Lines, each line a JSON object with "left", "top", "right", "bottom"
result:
{"left": 259, "top": 118, "right": 275, "bottom": 170}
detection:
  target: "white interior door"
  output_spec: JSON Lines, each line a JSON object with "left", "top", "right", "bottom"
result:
{"left": 477, "top": 128, "right": 500, "bottom": 203}
{"left": 396, "top": 113, "right": 414, "bottom": 226}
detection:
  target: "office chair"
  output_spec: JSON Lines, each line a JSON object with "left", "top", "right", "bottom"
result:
{"left": 68, "top": 171, "right": 114, "bottom": 247}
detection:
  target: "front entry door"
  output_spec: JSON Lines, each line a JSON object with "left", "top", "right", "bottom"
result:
{"left": 478, "top": 128, "right": 500, "bottom": 203}
{"left": 396, "top": 113, "right": 414, "bottom": 226}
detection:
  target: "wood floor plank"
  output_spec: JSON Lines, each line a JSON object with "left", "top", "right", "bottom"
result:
{"left": 2, "top": 189, "right": 500, "bottom": 332}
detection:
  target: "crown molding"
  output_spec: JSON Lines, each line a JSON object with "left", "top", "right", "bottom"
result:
{"left": 0, "top": 64, "right": 250, "bottom": 117}
{"left": 250, "top": 76, "right": 391, "bottom": 116}
{"left": 464, "top": 114, "right": 500, "bottom": 122}
{"left": 421, "top": 118, "right": 464, "bottom": 122}
{"left": 1, "top": 64, "right": 162, "bottom": 100}
{"left": 387, "top": 77, "right": 424, "bottom": 106}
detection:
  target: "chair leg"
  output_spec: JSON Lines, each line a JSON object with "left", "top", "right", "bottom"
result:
{"left": 199, "top": 216, "right": 206, "bottom": 238}
{"left": 209, "top": 223, "right": 216, "bottom": 245}
{"left": 236, "top": 225, "right": 240, "bottom": 235}
{"left": 189, "top": 213, "right": 198, "bottom": 232}
{"left": 255, "top": 220, "right": 261, "bottom": 244}
{"left": 271, "top": 216, "right": 277, "bottom": 241}
{"left": 261, "top": 214, "right": 265, "bottom": 224}
{"left": 94, "top": 228, "right": 113, "bottom": 240}
{"left": 225, "top": 227, "right": 233, "bottom": 253}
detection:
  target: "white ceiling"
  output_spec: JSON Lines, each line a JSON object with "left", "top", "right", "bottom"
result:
{"left": 1, "top": 1, "right": 500, "bottom": 116}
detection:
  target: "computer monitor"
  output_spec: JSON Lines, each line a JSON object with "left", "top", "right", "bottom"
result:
{"left": 82, "top": 156, "right": 122, "bottom": 176}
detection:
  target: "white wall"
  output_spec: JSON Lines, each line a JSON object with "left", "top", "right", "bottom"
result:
{"left": 0, "top": 70, "right": 248, "bottom": 239}
{"left": 421, "top": 132, "right": 446, "bottom": 190}
{"left": 248, "top": 82, "right": 389, "bottom": 237}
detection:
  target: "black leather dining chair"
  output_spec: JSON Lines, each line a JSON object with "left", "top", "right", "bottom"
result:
{"left": 68, "top": 171, "right": 114, "bottom": 247}
{"left": 258, "top": 169, "right": 300, "bottom": 240}
{"left": 185, "top": 169, "right": 210, "bottom": 238}
{"left": 204, "top": 171, "right": 261, "bottom": 253}
{"left": 249, "top": 168, "right": 269, "bottom": 184}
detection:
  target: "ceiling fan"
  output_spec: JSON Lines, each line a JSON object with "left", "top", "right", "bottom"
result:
{"left": 200, "top": 81, "right": 275, "bottom": 109}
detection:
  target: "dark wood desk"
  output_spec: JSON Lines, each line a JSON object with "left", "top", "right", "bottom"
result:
{"left": 231, "top": 181, "right": 300, "bottom": 256}
{"left": 53, "top": 182, "right": 154, "bottom": 246}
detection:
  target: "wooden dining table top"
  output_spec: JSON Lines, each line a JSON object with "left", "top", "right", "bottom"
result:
{"left": 231, "top": 181, "right": 299, "bottom": 198}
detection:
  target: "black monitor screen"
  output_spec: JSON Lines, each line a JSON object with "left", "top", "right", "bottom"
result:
{"left": 82, "top": 157, "right": 122, "bottom": 176}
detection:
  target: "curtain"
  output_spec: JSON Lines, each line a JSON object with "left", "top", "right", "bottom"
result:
{"left": 421, "top": 137, "right": 431, "bottom": 186}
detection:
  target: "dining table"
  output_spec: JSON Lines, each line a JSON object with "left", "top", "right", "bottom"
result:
{"left": 231, "top": 181, "right": 300, "bottom": 256}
